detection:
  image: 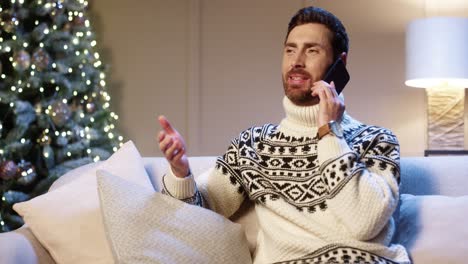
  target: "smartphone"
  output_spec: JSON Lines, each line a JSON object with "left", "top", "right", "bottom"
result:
{"left": 322, "top": 58, "right": 350, "bottom": 95}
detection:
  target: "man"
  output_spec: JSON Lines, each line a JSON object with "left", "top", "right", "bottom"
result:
{"left": 158, "top": 6, "right": 410, "bottom": 264}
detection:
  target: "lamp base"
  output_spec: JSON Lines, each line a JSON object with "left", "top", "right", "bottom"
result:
{"left": 426, "top": 87, "right": 465, "bottom": 150}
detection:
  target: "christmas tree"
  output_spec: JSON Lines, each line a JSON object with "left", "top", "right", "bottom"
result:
{"left": 0, "top": 0, "right": 123, "bottom": 232}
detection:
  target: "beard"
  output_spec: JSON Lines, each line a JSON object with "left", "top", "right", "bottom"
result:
{"left": 282, "top": 76, "right": 319, "bottom": 106}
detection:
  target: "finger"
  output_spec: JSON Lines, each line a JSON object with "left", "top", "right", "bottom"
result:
{"left": 159, "top": 137, "right": 173, "bottom": 154}
{"left": 172, "top": 146, "right": 185, "bottom": 162}
{"left": 322, "top": 82, "right": 335, "bottom": 100}
{"left": 165, "top": 140, "right": 180, "bottom": 160}
{"left": 158, "top": 131, "right": 166, "bottom": 142}
{"left": 158, "top": 115, "right": 175, "bottom": 134}
{"left": 312, "top": 85, "right": 328, "bottom": 101}
{"left": 329, "top": 81, "right": 339, "bottom": 97}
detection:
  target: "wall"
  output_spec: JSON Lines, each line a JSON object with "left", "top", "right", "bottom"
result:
{"left": 92, "top": 0, "right": 468, "bottom": 157}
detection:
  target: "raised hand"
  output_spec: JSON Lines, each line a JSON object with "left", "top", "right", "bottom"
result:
{"left": 157, "top": 115, "right": 190, "bottom": 178}
{"left": 311, "top": 81, "right": 345, "bottom": 127}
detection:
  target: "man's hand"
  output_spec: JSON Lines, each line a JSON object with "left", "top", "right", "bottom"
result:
{"left": 157, "top": 115, "right": 190, "bottom": 178}
{"left": 311, "top": 81, "right": 345, "bottom": 127}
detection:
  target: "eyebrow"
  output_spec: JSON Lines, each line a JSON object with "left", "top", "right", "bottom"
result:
{"left": 284, "top": 42, "right": 324, "bottom": 49}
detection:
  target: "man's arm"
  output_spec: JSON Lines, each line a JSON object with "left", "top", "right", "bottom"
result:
{"left": 157, "top": 116, "right": 245, "bottom": 217}
{"left": 317, "top": 128, "right": 400, "bottom": 241}
{"left": 311, "top": 81, "right": 399, "bottom": 241}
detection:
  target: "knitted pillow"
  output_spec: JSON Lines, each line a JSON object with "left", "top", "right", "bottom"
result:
{"left": 394, "top": 194, "right": 468, "bottom": 263}
{"left": 96, "top": 170, "right": 252, "bottom": 264}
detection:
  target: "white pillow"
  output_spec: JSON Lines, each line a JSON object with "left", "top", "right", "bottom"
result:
{"left": 13, "top": 141, "right": 151, "bottom": 264}
{"left": 394, "top": 194, "right": 468, "bottom": 264}
{"left": 96, "top": 170, "right": 252, "bottom": 264}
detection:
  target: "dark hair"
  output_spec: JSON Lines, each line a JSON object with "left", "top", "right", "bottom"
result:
{"left": 286, "top": 6, "right": 349, "bottom": 60}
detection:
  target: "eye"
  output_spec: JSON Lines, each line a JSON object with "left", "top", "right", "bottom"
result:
{"left": 307, "top": 48, "right": 318, "bottom": 54}
{"left": 284, "top": 48, "right": 295, "bottom": 54}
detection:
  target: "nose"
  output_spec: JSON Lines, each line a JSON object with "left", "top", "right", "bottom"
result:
{"left": 292, "top": 52, "right": 305, "bottom": 68}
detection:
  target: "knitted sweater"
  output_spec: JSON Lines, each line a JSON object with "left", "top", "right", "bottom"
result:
{"left": 163, "top": 97, "right": 410, "bottom": 264}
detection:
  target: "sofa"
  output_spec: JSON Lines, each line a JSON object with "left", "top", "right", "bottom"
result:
{"left": 1, "top": 152, "right": 468, "bottom": 264}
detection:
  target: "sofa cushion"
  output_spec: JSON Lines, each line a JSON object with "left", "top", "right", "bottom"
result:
{"left": 97, "top": 169, "right": 252, "bottom": 264}
{"left": 394, "top": 194, "right": 468, "bottom": 264}
{"left": 13, "top": 141, "right": 151, "bottom": 264}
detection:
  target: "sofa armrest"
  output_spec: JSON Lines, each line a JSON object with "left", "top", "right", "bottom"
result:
{"left": 0, "top": 226, "right": 55, "bottom": 264}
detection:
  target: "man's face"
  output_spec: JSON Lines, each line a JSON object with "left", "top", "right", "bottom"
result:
{"left": 282, "top": 23, "right": 334, "bottom": 106}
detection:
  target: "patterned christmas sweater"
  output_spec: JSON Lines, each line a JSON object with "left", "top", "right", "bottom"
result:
{"left": 162, "top": 97, "right": 410, "bottom": 264}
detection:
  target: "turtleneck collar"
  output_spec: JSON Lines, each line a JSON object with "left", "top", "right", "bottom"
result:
{"left": 278, "top": 96, "right": 320, "bottom": 136}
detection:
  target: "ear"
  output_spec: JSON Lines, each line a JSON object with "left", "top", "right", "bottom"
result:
{"left": 340, "top": 52, "right": 348, "bottom": 66}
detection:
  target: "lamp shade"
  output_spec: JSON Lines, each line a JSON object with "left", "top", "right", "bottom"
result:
{"left": 405, "top": 17, "right": 468, "bottom": 88}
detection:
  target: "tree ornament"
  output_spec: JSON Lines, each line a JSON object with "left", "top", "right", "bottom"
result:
{"left": 72, "top": 15, "right": 86, "bottom": 27}
{"left": 16, "top": 160, "right": 37, "bottom": 186}
{"left": 32, "top": 48, "right": 51, "bottom": 71}
{"left": 50, "top": 101, "right": 71, "bottom": 127}
{"left": 13, "top": 50, "right": 31, "bottom": 71}
{"left": 62, "top": 22, "right": 72, "bottom": 33}
{"left": 32, "top": 23, "right": 49, "bottom": 41}
{"left": 0, "top": 11, "right": 18, "bottom": 33}
{"left": 0, "top": 160, "right": 19, "bottom": 180}
{"left": 0, "top": 120, "right": 3, "bottom": 135}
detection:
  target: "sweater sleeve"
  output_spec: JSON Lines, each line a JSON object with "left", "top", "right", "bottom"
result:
{"left": 317, "top": 126, "right": 400, "bottom": 241}
{"left": 162, "top": 139, "right": 246, "bottom": 218}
